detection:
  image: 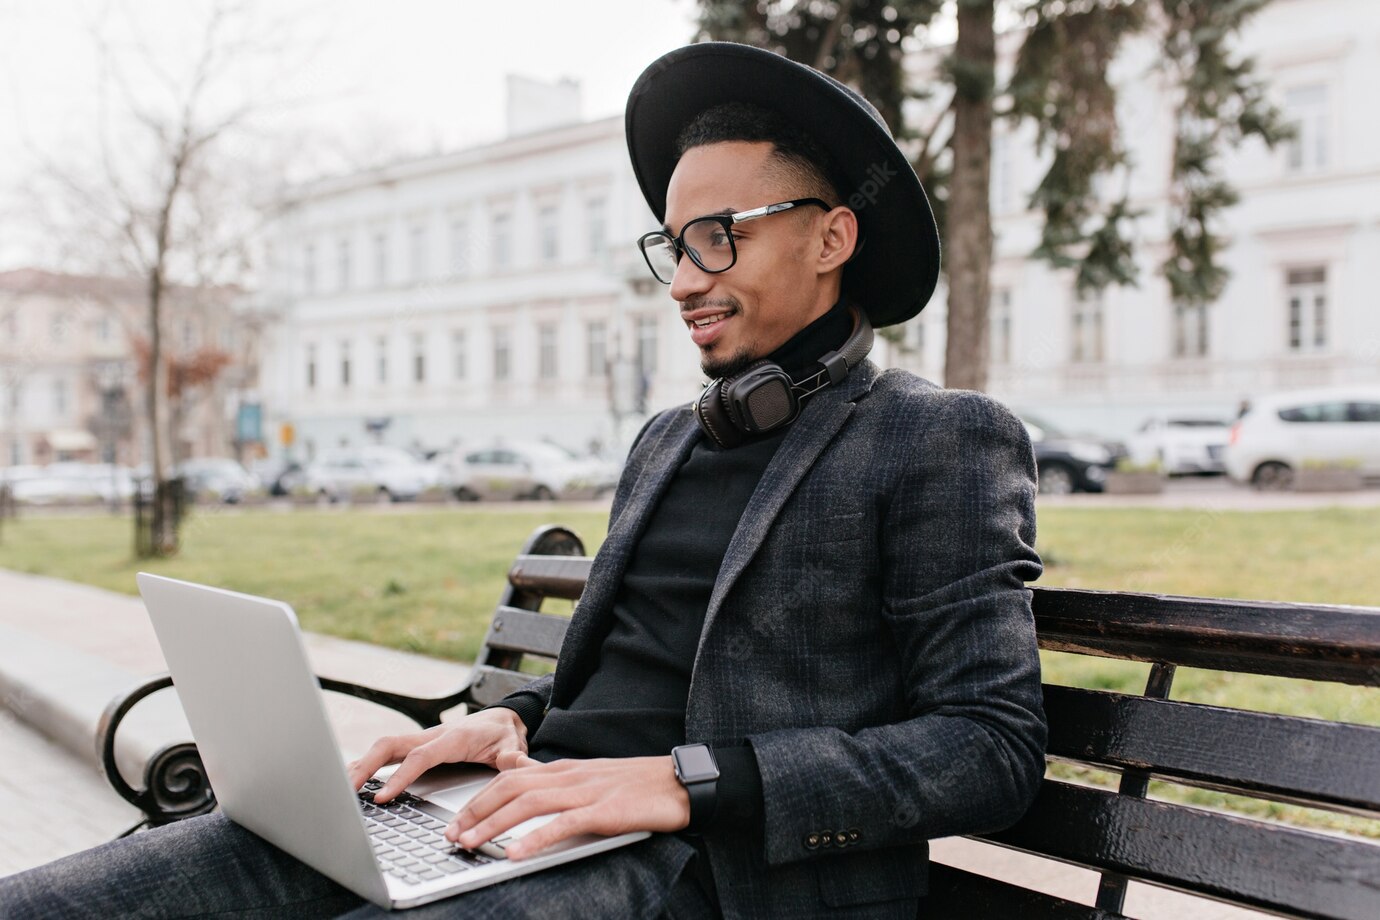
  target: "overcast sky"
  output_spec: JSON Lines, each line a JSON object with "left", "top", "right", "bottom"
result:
{"left": 0, "top": 0, "right": 702, "bottom": 271}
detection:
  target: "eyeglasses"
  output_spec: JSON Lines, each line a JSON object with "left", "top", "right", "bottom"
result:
{"left": 636, "top": 198, "right": 831, "bottom": 284}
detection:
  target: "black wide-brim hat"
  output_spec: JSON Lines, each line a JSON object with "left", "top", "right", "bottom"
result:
{"left": 625, "top": 42, "right": 940, "bottom": 328}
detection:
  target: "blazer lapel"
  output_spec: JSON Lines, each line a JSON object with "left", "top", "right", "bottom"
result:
{"left": 691, "top": 361, "right": 879, "bottom": 684}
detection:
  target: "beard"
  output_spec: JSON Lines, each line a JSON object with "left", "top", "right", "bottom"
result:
{"left": 685, "top": 295, "right": 756, "bottom": 380}
{"left": 701, "top": 345, "right": 757, "bottom": 381}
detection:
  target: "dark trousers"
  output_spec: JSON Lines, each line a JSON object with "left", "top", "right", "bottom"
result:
{"left": 0, "top": 813, "right": 719, "bottom": 919}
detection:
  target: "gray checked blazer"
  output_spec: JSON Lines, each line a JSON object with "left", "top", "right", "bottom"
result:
{"left": 503, "top": 359, "right": 1047, "bottom": 920}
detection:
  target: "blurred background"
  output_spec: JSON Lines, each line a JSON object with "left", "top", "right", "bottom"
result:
{"left": 0, "top": 0, "right": 1378, "bottom": 539}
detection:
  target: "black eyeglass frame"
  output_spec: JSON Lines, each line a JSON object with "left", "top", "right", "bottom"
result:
{"left": 636, "top": 197, "right": 832, "bottom": 284}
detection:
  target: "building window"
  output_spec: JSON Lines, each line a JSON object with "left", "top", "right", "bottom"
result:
{"left": 337, "top": 237, "right": 351, "bottom": 290}
{"left": 412, "top": 332, "right": 426, "bottom": 384}
{"left": 376, "top": 335, "right": 388, "bottom": 385}
{"left": 635, "top": 315, "right": 658, "bottom": 377}
{"left": 451, "top": 330, "right": 467, "bottom": 380}
{"left": 492, "top": 213, "right": 512, "bottom": 270}
{"left": 53, "top": 378, "right": 67, "bottom": 415}
{"left": 181, "top": 318, "right": 196, "bottom": 350}
{"left": 587, "top": 198, "right": 607, "bottom": 257}
{"left": 538, "top": 323, "right": 558, "bottom": 379}
{"left": 1284, "top": 84, "right": 1328, "bottom": 174}
{"left": 1286, "top": 266, "right": 1327, "bottom": 352}
{"left": 409, "top": 223, "right": 429, "bottom": 282}
{"left": 373, "top": 231, "right": 389, "bottom": 287}
{"left": 450, "top": 219, "right": 470, "bottom": 276}
{"left": 492, "top": 327, "right": 511, "bottom": 382}
{"left": 340, "top": 340, "right": 352, "bottom": 388}
{"left": 1173, "top": 302, "right": 1209, "bottom": 358}
{"left": 2, "top": 310, "right": 17, "bottom": 340}
{"left": 1070, "top": 295, "right": 1105, "bottom": 363}
{"left": 586, "top": 321, "right": 606, "bottom": 377}
{"left": 303, "top": 244, "right": 317, "bottom": 293}
{"left": 50, "top": 312, "right": 67, "bottom": 343}
{"left": 306, "top": 344, "right": 317, "bottom": 390}
{"left": 538, "top": 206, "right": 559, "bottom": 265}
{"left": 95, "top": 314, "right": 112, "bottom": 343}
{"left": 990, "top": 289, "right": 1012, "bottom": 365}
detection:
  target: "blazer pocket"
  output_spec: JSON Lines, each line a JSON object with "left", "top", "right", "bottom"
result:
{"left": 814, "top": 843, "right": 927, "bottom": 908}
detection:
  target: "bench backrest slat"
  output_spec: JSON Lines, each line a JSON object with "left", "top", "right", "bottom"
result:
{"left": 924, "top": 863, "right": 1120, "bottom": 920}
{"left": 1044, "top": 685, "right": 1380, "bottom": 816}
{"left": 984, "top": 781, "right": 1380, "bottom": 920}
{"left": 507, "top": 554, "right": 594, "bottom": 601}
{"left": 1032, "top": 587, "right": 1380, "bottom": 686}
{"left": 484, "top": 606, "right": 571, "bottom": 660}
{"left": 466, "top": 665, "right": 546, "bottom": 709}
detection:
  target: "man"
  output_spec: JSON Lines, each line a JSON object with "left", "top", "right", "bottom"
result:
{"left": 0, "top": 43, "right": 1044, "bottom": 919}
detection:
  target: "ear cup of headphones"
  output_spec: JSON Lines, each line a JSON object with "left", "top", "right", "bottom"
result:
{"left": 722, "top": 362, "right": 798, "bottom": 434}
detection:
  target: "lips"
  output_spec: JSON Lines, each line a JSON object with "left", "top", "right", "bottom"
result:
{"left": 682, "top": 308, "right": 736, "bottom": 348}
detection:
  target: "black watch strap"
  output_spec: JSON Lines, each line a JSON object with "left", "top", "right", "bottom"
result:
{"left": 672, "top": 743, "right": 720, "bottom": 833}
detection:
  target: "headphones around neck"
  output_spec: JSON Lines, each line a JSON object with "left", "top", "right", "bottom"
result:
{"left": 692, "top": 306, "right": 874, "bottom": 449}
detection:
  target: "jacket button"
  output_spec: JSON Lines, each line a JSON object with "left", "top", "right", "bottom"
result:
{"left": 820, "top": 829, "right": 834, "bottom": 848}
{"left": 848, "top": 828, "right": 861, "bottom": 843}
{"left": 834, "top": 831, "right": 849, "bottom": 847}
{"left": 804, "top": 833, "right": 821, "bottom": 849}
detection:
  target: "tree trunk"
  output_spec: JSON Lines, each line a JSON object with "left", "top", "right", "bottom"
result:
{"left": 943, "top": 0, "right": 996, "bottom": 392}
{"left": 142, "top": 264, "right": 179, "bottom": 557}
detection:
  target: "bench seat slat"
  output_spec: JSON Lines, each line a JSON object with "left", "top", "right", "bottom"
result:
{"left": 1045, "top": 685, "right": 1380, "bottom": 816}
{"left": 921, "top": 862, "right": 1124, "bottom": 919}
{"left": 1032, "top": 587, "right": 1380, "bottom": 686}
{"left": 508, "top": 555, "right": 593, "bottom": 601}
{"left": 982, "top": 780, "right": 1380, "bottom": 920}
{"left": 483, "top": 606, "right": 570, "bottom": 660}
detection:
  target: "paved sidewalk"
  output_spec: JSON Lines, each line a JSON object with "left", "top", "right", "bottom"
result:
{"left": 0, "top": 568, "right": 1272, "bottom": 916}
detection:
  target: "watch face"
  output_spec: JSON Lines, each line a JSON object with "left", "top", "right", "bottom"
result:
{"left": 675, "top": 745, "right": 719, "bottom": 783}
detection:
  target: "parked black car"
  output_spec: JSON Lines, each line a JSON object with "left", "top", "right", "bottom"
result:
{"left": 1018, "top": 413, "right": 1126, "bottom": 494}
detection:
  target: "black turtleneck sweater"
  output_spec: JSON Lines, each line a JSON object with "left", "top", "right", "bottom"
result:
{"left": 492, "top": 301, "right": 854, "bottom": 836}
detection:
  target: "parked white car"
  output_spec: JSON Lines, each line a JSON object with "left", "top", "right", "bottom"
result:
{"left": 176, "top": 458, "right": 261, "bottom": 503}
{"left": 1126, "top": 416, "right": 1230, "bottom": 475}
{"left": 305, "top": 446, "right": 431, "bottom": 501}
{"left": 4, "top": 463, "right": 135, "bottom": 505}
{"left": 1224, "top": 387, "right": 1380, "bottom": 489}
{"left": 443, "top": 441, "right": 617, "bottom": 501}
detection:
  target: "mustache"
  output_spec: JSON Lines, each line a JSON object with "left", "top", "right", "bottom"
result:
{"left": 679, "top": 296, "right": 741, "bottom": 313}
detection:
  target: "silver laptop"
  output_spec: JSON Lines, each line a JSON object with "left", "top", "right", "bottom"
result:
{"left": 136, "top": 573, "right": 650, "bottom": 910}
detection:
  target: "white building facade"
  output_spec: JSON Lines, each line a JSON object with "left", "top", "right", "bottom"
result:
{"left": 900, "top": 0, "right": 1380, "bottom": 437}
{"left": 260, "top": 114, "right": 728, "bottom": 462}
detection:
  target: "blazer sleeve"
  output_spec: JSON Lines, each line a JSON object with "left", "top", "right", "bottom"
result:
{"left": 746, "top": 390, "right": 1048, "bottom": 867}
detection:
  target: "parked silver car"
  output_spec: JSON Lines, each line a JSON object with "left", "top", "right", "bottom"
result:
{"left": 443, "top": 442, "right": 617, "bottom": 501}
{"left": 305, "top": 446, "right": 432, "bottom": 502}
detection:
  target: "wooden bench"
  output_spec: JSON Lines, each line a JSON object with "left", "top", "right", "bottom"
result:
{"left": 98, "top": 525, "right": 1380, "bottom": 918}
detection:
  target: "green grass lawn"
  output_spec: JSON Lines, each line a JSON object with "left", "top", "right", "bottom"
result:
{"left": 2, "top": 502, "right": 1377, "bottom": 835}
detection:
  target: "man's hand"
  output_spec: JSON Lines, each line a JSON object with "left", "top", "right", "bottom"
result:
{"left": 346, "top": 706, "right": 529, "bottom": 803}
{"left": 447, "top": 754, "right": 691, "bottom": 860}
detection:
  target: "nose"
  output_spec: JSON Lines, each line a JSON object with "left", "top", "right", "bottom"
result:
{"left": 668, "top": 249, "right": 713, "bottom": 303}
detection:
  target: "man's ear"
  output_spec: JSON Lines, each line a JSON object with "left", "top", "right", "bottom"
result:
{"left": 816, "top": 207, "right": 859, "bottom": 276}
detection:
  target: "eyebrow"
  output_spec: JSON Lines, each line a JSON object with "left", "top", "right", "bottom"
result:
{"left": 661, "top": 207, "right": 737, "bottom": 234}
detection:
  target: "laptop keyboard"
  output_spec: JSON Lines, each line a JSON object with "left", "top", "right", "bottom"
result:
{"left": 358, "top": 779, "right": 493, "bottom": 885}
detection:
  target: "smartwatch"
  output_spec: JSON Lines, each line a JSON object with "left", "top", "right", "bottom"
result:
{"left": 671, "top": 743, "right": 720, "bottom": 833}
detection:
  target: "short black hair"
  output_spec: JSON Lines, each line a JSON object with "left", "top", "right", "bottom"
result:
{"left": 674, "top": 102, "right": 844, "bottom": 207}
